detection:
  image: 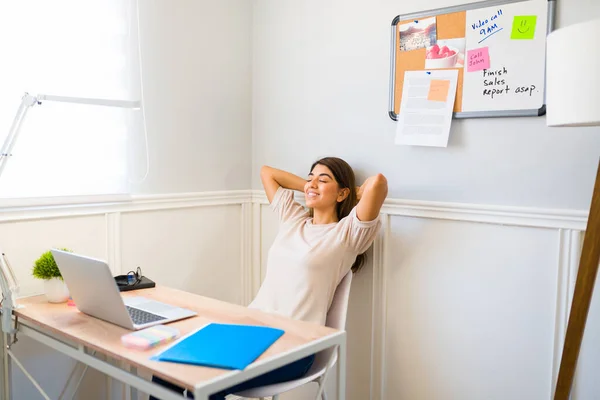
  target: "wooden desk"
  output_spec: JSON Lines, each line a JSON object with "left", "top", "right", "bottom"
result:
{"left": 3, "top": 286, "right": 346, "bottom": 400}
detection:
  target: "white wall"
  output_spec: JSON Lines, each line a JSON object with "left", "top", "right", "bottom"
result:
{"left": 251, "top": 0, "right": 600, "bottom": 210}
{"left": 133, "top": 0, "right": 253, "bottom": 194}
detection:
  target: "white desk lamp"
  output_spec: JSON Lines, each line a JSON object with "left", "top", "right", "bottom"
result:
{"left": 0, "top": 93, "right": 140, "bottom": 338}
{"left": 546, "top": 17, "right": 600, "bottom": 400}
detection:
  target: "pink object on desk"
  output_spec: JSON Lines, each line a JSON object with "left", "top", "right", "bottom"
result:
{"left": 121, "top": 325, "right": 180, "bottom": 351}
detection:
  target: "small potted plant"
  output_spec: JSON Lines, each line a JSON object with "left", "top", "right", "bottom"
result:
{"left": 32, "top": 249, "right": 71, "bottom": 303}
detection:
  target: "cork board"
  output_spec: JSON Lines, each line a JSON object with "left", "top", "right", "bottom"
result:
{"left": 388, "top": 0, "right": 555, "bottom": 121}
{"left": 394, "top": 11, "right": 466, "bottom": 115}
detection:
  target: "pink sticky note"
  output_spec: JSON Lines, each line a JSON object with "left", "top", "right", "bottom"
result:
{"left": 467, "top": 47, "right": 490, "bottom": 72}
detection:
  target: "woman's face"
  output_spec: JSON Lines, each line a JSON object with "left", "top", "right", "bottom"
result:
{"left": 304, "top": 164, "right": 345, "bottom": 211}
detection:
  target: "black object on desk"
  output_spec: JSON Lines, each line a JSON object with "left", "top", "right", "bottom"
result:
{"left": 114, "top": 266, "right": 156, "bottom": 292}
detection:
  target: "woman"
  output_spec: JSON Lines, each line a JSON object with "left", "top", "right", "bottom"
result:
{"left": 151, "top": 156, "right": 388, "bottom": 400}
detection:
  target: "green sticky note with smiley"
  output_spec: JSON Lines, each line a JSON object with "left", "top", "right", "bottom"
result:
{"left": 511, "top": 15, "right": 537, "bottom": 39}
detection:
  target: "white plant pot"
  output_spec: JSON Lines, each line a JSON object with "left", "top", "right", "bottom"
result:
{"left": 44, "top": 277, "right": 70, "bottom": 303}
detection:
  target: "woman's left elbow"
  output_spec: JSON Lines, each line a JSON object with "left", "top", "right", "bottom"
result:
{"left": 373, "top": 173, "right": 388, "bottom": 191}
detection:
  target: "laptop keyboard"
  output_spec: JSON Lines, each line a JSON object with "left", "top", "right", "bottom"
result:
{"left": 126, "top": 306, "right": 167, "bottom": 325}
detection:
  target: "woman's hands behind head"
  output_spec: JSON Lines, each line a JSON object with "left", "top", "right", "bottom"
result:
{"left": 356, "top": 185, "right": 364, "bottom": 201}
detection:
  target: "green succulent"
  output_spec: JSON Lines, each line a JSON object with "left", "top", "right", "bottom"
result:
{"left": 32, "top": 248, "right": 72, "bottom": 280}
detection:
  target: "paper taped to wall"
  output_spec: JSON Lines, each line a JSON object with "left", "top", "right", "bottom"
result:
{"left": 394, "top": 69, "right": 458, "bottom": 147}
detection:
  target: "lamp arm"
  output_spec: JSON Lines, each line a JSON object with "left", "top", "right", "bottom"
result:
{"left": 0, "top": 93, "right": 38, "bottom": 178}
{"left": 37, "top": 94, "right": 140, "bottom": 109}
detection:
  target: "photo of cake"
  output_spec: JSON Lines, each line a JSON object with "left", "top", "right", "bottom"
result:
{"left": 425, "top": 38, "right": 466, "bottom": 69}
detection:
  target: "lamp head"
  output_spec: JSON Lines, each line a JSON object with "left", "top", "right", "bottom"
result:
{"left": 546, "top": 18, "right": 600, "bottom": 127}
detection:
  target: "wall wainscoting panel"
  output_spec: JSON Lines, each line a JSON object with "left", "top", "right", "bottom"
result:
{"left": 106, "top": 212, "right": 122, "bottom": 276}
{"left": 119, "top": 205, "right": 244, "bottom": 305}
{"left": 0, "top": 190, "right": 590, "bottom": 400}
{"left": 0, "top": 215, "right": 109, "bottom": 297}
{"left": 552, "top": 229, "right": 584, "bottom": 399}
{"left": 251, "top": 202, "right": 263, "bottom": 302}
{"left": 369, "top": 214, "right": 390, "bottom": 400}
{"left": 383, "top": 217, "right": 564, "bottom": 400}
{"left": 241, "top": 202, "right": 254, "bottom": 306}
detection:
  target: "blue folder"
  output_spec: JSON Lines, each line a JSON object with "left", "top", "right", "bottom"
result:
{"left": 152, "top": 323, "right": 285, "bottom": 370}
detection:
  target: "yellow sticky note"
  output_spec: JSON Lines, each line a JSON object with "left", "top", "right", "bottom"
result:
{"left": 427, "top": 79, "right": 450, "bottom": 102}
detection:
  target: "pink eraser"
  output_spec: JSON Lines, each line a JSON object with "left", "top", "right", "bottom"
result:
{"left": 121, "top": 325, "right": 180, "bottom": 350}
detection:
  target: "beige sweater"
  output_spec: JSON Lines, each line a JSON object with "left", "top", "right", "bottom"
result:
{"left": 249, "top": 187, "right": 381, "bottom": 326}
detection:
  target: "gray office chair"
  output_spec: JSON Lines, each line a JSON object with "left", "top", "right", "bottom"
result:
{"left": 234, "top": 271, "right": 353, "bottom": 400}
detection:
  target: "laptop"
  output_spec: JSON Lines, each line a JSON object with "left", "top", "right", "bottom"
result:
{"left": 51, "top": 249, "right": 197, "bottom": 330}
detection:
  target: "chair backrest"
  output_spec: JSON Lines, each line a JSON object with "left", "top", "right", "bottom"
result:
{"left": 325, "top": 271, "right": 353, "bottom": 330}
{"left": 311, "top": 271, "right": 353, "bottom": 372}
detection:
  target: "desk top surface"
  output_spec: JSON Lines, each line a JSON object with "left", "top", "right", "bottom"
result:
{"left": 14, "top": 286, "right": 338, "bottom": 391}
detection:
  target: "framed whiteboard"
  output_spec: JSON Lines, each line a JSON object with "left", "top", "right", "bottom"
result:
{"left": 388, "top": 0, "right": 556, "bottom": 120}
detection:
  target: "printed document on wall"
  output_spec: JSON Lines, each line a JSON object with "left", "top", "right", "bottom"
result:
{"left": 394, "top": 69, "right": 458, "bottom": 147}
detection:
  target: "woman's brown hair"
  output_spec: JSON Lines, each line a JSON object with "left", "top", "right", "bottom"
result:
{"left": 309, "top": 157, "right": 367, "bottom": 273}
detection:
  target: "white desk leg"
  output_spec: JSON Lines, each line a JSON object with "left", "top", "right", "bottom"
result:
{"left": 193, "top": 386, "right": 209, "bottom": 400}
{"left": 118, "top": 360, "right": 128, "bottom": 400}
{"left": 130, "top": 365, "right": 138, "bottom": 400}
{"left": 106, "top": 371, "right": 112, "bottom": 400}
{"left": 1, "top": 333, "right": 9, "bottom": 400}
{"left": 336, "top": 335, "right": 346, "bottom": 400}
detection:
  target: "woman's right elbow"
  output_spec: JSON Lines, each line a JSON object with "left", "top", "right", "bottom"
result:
{"left": 260, "top": 165, "right": 272, "bottom": 178}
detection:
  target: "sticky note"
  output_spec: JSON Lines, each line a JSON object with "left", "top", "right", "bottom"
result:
{"left": 511, "top": 16, "right": 537, "bottom": 40}
{"left": 427, "top": 79, "right": 450, "bottom": 102}
{"left": 467, "top": 47, "right": 490, "bottom": 72}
